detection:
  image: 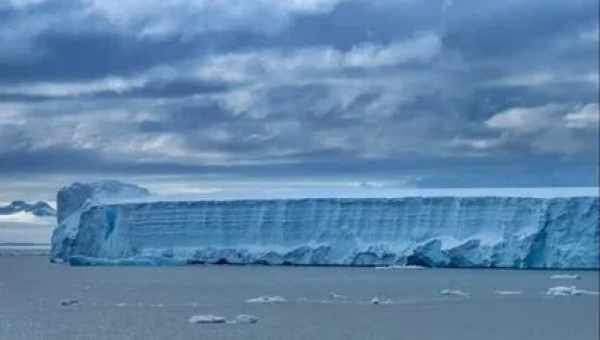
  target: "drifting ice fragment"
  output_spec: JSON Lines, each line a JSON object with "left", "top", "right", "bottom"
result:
{"left": 60, "top": 299, "right": 79, "bottom": 307}
{"left": 440, "top": 289, "right": 469, "bottom": 297}
{"left": 234, "top": 314, "right": 259, "bottom": 324}
{"left": 546, "top": 286, "right": 599, "bottom": 296}
{"left": 547, "top": 286, "right": 581, "bottom": 296}
{"left": 329, "top": 292, "right": 347, "bottom": 300}
{"left": 370, "top": 297, "right": 392, "bottom": 305}
{"left": 246, "top": 296, "right": 287, "bottom": 304}
{"left": 188, "top": 315, "right": 227, "bottom": 324}
{"left": 493, "top": 290, "right": 522, "bottom": 295}
{"left": 550, "top": 274, "right": 580, "bottom": 280}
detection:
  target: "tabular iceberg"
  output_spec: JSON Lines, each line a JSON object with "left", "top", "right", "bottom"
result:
{"left": 50, "top": 181, "right": 599, "bottom": 268}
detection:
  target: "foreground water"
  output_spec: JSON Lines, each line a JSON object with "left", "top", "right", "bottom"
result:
{"left": 0, "top": 257, "right": 598, "bottom": 340}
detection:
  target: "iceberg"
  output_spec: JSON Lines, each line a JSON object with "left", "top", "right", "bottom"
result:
{"left": 0, "top": 201, "right": 55, "bottom": 217}
{"left": 50, "top": 181, "right": 599, "bottom": 269}
{"left": 50, "top": 180, "right": 150, "bottom": 262}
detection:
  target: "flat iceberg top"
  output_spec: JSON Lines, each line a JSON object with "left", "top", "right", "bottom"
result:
{"left": 56, "top": 180, "right": 150, "bottom": 223}
{"left": 112, "top": 186, "right": 599, "bottom": 204}
{"left": 104, "top": 195, "right": 598, "bottom": 207}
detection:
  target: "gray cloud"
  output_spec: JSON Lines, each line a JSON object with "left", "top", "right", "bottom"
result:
{"left": 0, "top": 0, "right": 597, "bottom": 199}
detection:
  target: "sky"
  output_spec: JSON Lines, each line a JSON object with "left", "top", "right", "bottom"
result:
{"left": 0, "top": 0, "right": 598, "bottom": 201}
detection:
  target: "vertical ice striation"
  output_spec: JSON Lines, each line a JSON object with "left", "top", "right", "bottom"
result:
{"left": 50, "top": 182, "right": 599, "bottom": 268}
{"left": 50, "top": 180, "right": 150, "bottom": 262}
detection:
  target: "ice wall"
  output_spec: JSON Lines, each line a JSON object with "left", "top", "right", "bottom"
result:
{"left": 50, "top": 181, "right": 150, "bottom": 261}
{"left": 50, "top": 182, "right": 599, "bottom": 268}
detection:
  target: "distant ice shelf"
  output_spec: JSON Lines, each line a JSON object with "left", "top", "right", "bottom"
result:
{"left": 50, "top": 181, "right": 599, "bottom": 269}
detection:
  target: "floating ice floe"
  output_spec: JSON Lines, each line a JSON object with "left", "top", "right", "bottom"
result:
{"left": 546, "top": 286, "right": 599, "bottom": 296}
{"left": 375, "top": 265, "right": 426, "bottom": 270}
{"left": 440, "top": 289, "right": 469, "bottom": 297}
{"left": 370, "top": 297, "right": 393, "bottom": 305}
{"left": 493, "top": 290, "right": 522, "bottom": 295}
{"left": 550, "top": 274, "right": 580, "bottom": 280}
{"left": 60, "top": 298, "right": 79, "bottom": 307}
{"left": 329, "top": 292, "right": 347, "bottom": 300}
{"left": 246, "top": 296, "right": 287, "bottom": 304}
{"left": 234, "top": 314, "right": 259, "bottom": 324}
{"left": 188, "top": 315, "right": 227, "bottom": 324}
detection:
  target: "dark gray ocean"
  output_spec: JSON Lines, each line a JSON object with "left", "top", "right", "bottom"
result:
{"left": 0, "top": 256, "right": 598, "bottom": 340}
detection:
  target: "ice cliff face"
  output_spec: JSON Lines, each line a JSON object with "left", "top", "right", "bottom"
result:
{"left": 50, "top": 182, "right": 599, "bottom": 269}
{"left": 51, "top": 181, "right": 150, "bottom": 261}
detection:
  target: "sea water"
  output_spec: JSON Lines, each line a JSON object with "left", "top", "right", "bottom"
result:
{"left": 0, "top": 257, "right": 598, "bottom": 340}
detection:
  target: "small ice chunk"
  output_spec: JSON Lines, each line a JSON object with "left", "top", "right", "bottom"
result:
{"left": 370, "top": 297, "right": 392, "bottom": 305}
{"left": 550, "top": 274, "right": 580, "bottom": 280}
{"left": 234, "top": 314, "right": 259, "bottom": 324}
{"left": 246, "top": 296, "right": 287, "bottom": 304}
{"left": 547, "top": 286, "right": 581, "bottom": 296}
{"left": 116, "top": 303, "right": 128, "bottom": 307}
{"left": 60, "top": 298, "right": 79, "bottom": 307}
{"left": 188, "top": 314, "right": 227, "bottom": 324}
{"left": 493, "top": 290, "right": 522, "bottom": 295}
{"left": 547, "top": 286, "right": 599, "bottom": 296}
{"left": 440, "top": 289, "right": 469, "bottom": 297}
{"left": 329, "top": 292, "right": 347, "bottom": 300}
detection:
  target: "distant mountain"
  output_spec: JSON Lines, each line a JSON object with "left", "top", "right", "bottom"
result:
{"left": 0, "top": 201, "right": 56, "bottom": 217}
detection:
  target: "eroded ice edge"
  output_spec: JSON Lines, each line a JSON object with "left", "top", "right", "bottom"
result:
{"left": 50, "top": 181, "right": 599, "bottom": 268}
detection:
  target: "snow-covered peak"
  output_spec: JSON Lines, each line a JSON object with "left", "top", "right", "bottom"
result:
{"left": 0, "top": 200, "right": 56, "bottom": 217}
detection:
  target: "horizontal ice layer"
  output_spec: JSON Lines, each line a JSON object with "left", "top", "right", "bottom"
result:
{"left": 51, "top": 181, "right": 150, "bottom": 261}
{"left": 50, "top": 182, "right": 599, "bottom": 269}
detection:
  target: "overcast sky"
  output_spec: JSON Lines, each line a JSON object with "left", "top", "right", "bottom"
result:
{"left": 0, "top": 0, "right": 598, "bottom": 201}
